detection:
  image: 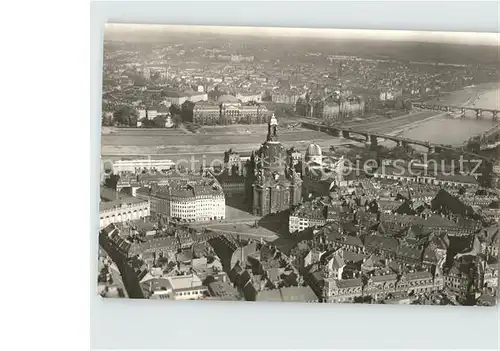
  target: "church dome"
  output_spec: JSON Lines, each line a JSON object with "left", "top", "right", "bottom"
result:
{"left": 217, "top": 94, "right": 240, "bottom": 103}
{"left": 306, "top": 143, "right": 322, "bottom": 157}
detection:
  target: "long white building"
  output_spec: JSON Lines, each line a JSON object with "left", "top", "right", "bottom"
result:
{"left": 110, "top": 159, "right": 176, "bottom": 174}
{"left": 99, "top": 195, "right": 150, "bottom": 228}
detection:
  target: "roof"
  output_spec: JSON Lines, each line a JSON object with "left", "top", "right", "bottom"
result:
{"left": 371, "top": 274, "right": 398, "bottom": 283}
{"left": 163, "top": 90, "right": 206, "bottom": 98}
{"left": 100, "top": 192, "right": 146, "bottom": 212}
{"left": 230, "top": 242, "right": 259, "bottom": 269}
{"left": 377, "top": 200, "right": 403, "bottom": 212}
{"left": 176, "top": 249, "right": 194, "bottom": 263}
{"left": 267, "top": 267, "right": 281, "bottom": 282}
{"left": 335, "top": 278, "right": 363, "bottom": 289}
{"left": 255, "top": 289, "right": 282, "bottom": 302}
{"left": 327, "top": 251, "right": 345, "bottom": 271}
{"left": 343, "top": 235, "right": 364, "bottom": 247}
{"left": 280, "top": 286, "right": 319, "bottom": 302}
{"left": 167, "top": 274, "right": 203, "bottom": 291}
{"left": 140, "top": 276, "right": 171, "bottom": 293}
{"left": 342, "top": 250, "right": 367, "bottom": 263}
{"left": 256, "top": 286, "right": 319, "bottom": 302}
{"left": 364, "top": 235, "right": 399, "bottom": 253}
{"left": 218, "top": 94, "right": 240, "bottom": 103}
{"left": 405, "top": 271, "right": 433, "bottom": 281}
{"left": 306, "top": 143, "right": 322, "bottom": 157}
{"left": 380, "top": 213, "right": 459, "bottom": 229}
{"left": 129, "top": 236, "right": 179, "bottom": 255}
{"left": 431, "top": 189, "right": 474, "bottom": 217}
{"left": 435, "top": 173, "right": 478, "bottom": 185}
{"left": 207, "top": 281, "right": 239, "bottom": 300}
{"left": 397, "top": 245, "right": 422, "bottom": 261}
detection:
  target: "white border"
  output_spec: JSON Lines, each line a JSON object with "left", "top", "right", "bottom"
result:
{"left": 91, "top": 1, "right": 499, "bottom": 350}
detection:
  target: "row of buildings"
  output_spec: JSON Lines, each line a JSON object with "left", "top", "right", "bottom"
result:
{"left": 99, "top": 188, "right": 151, "bottom": 229}
{"left": 135, "top": 176, "right": 226, "bottom": 223}
{"left": 295, "top": 224, "right": 498, "bottom": 304}
{"left": 192, "top": 94, "right": 271, "bottom": 125}
{"left": 296, "top": 91, "right": 366, "bottom": 121}
{"left": 100, "top": 173, "right": 226, "bottom": 226}
{"left": 99, "top": 222, "right": 240, "bottom": 301}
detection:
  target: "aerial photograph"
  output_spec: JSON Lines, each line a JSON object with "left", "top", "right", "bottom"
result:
{"left": 97, "top": 23, "right": 498, "bottom": 306}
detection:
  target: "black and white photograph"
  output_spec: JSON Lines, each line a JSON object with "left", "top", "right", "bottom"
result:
{"left": 98, "top": 23, "right": 499, "bottom": 306}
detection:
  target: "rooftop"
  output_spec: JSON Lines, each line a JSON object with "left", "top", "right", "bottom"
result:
{"left": 256, "top": 286, "right": 318, "bottom": 302}
{"left": 167, "top": 274, "right": 203, "bottom": 291}
{"left": 218, "top": 94, "right": 240, "bottom": 103}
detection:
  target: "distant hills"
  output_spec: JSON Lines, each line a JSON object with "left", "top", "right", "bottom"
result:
{"left": 103, "top": 28, "right": 499, "bottom": 66}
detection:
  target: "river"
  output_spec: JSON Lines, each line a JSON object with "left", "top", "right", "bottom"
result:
{"left": 397, "top": 83, "right": 500, "bottom": 146}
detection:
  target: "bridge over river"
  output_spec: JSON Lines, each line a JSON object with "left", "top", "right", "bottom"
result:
{"left": 301, "top": 121, "right": 493, "bottom": 163}
{"left": 412, "top": 102, "right": 500, "bottom": 120}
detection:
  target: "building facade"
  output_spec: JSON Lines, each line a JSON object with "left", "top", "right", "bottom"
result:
{"left": 163, "top": 90, "right": 208, "bottom": 105}
{"left": 111, "top": 159, "right": 176, "bottom": 174}
{"left": 235, "top": 92, "right": 262, "bottom": 103}
{"left": 272, "top": 91, "right": 302, "bottom": 105}
{"left": 99, "top": 197, "right": 151, "bottom": 229}
{"left": 192, "top": 95, "right": 271, "bottom": 125}
{"left": 136, "top": 178, "right": 225, "bottom": 222}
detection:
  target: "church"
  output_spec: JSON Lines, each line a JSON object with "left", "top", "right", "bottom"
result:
{"left": 249, "top": 114, "right": 303, "bottom": 216}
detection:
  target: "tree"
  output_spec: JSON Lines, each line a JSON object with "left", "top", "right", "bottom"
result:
{"left": 104, "top": 174, "right": 120, "bottom": 190}
{"left": 169, "top": 104, "right": 181, "bottom": 116}
{"left": 395, "top": 96, "right": 405, "bottom": 110}
{"left": 101, "top": 114, "right": 111, "bottom": 126}
{"left": 172, "top": 114, "right": 183, "bottom": 128}
{"left": 404, "top": 99, "right": 413, "bottom": 110}
{"left": 295, "top": 97, "right": 308, "bottom": 116}
{"left": 181, "top": 101, "right": 195, "bottom": 122}
{"left": 152, "top": 115, "right": 166, "bottom": 128}
{"left": 113, "top": 106, "right": 138, "bottom": 126}
{"left": 129, "top": 114, "right": 138, "bottom": 127}
{"left": 132, "top": 75, "right": 147, "bottom": 86}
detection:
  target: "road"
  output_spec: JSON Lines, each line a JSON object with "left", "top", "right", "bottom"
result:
{"left": 204, "top": 229, "right": 278, "bottom": 241}
{"left": 188, "top": 216, "right": 284, "bottom": 241}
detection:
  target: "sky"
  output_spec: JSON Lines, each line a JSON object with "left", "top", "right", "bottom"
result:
{"left": 104, "top": 23, "right": 500, "bottom": 46}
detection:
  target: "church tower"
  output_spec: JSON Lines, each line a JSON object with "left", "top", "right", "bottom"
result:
{"left": 251, "top": 114, "right": 302, "bottom": 216}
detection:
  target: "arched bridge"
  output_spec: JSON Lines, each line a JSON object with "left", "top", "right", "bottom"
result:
{"left": 301, "top": 122, "right": 493, "bottom": 162}
{"left": 412, "top": 102, "right": 499, "bottom": 120}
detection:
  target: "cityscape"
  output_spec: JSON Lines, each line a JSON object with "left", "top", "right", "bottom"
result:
{"left": 98, "top": 24, "right": 499, "bottom": 306}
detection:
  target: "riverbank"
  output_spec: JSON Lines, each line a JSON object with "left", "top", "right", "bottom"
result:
{"left": 392, "top": 81, "right": 500, "bottom": 145}
{"left": 424, "top": 81, "right": 500, "bottom": 108}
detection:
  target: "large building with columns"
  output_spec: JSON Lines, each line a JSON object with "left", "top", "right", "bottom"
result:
{"left": 99, "top": 192, "right": 150, "bottom": 229}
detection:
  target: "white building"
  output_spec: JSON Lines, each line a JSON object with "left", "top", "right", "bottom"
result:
{"left": 99, "top": 197, "right": 150, "bottom": 229}
{"left": 112, "top": 159, "right": 176, "bottom": 174}
{"left": 142, "top": 274, "right": 208, "bottom": 300}
{"left": 305, "top": 143, "right": 323, "bottom": 166}
{"left": 235, "top": 92, "right": 262, "bottom": 103}
{"left": 162, "top": 91, "right": 208, "bottom": 105}
{"left": 137, "top": 178, "right": 226, "bottom": 222}
{"left": 167, "top": 185, "right": 225, "bottom": 222}
{"left": 147, "top": 110, "right": 158, "bottom": 120}
{"left": 138, "top": 109, "right": 147, "bottom": 119}
{"left": 164, "top": 274, "right": 207, "bottom": 300}
{"left": 289, "top": 214, "right": 330, "bottom": 233}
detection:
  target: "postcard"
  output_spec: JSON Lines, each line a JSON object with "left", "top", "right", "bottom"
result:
{"left": 98, "top": 23, "right": 499, "bottom": 306}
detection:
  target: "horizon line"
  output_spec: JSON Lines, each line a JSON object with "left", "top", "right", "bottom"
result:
{"left": 104, "top": 23, "right": 500, "bottom": 46}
